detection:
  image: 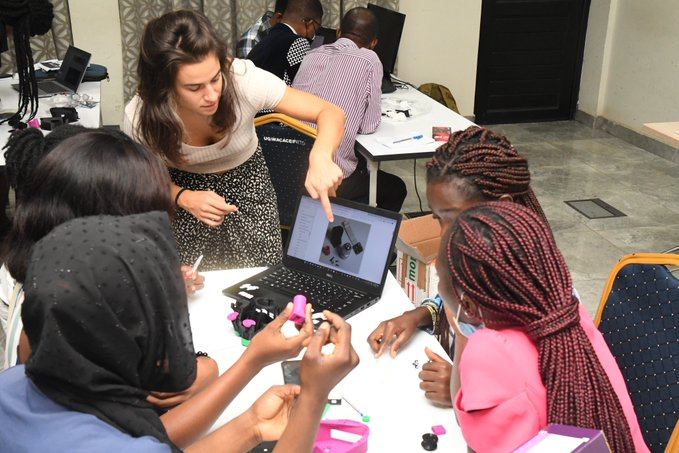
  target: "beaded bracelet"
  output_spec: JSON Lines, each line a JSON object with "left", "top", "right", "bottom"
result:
{"left": 421, "top": 301, "right": 440, "bottom": 335}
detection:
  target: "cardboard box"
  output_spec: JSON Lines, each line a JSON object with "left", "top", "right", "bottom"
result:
{"left": 395, "top": 214, "right": 441, "bottom": 304}
{"left": 513, "top": 424, "right": 611, "bottom": 453}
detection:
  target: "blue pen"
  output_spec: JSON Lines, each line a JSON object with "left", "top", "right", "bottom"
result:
{"left": 393, "top": 134, "right": 424, "bottom": 144}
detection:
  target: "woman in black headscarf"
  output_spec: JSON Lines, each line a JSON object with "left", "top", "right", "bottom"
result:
{"left": 0, "top": 211, "right": 359, "bottom": 451}
{"left": 1, "top": 128, "right": 212, "bottom": 391}
{"left": 22, "top": 211, "right": 197, "bottom": 450}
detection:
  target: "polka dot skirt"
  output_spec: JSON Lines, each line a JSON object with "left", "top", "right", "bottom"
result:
{"left": 170, "top": 147, "right": 283, "bottom": 270}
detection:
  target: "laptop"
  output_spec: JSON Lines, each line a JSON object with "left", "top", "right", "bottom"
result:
{"left": 13, "top": 45, "right": 91, "bottom": 98}
{"left": 222, "top": 195, "right": 402, "bottom": 321}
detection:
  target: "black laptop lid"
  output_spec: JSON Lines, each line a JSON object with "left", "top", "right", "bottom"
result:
{"left": 283, "top": 195, "right": 401, "bottom": 294}
{"left": 55, "top": 46, "right": 91, "bottom": 92}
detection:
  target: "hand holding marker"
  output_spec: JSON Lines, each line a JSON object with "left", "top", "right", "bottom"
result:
{"left": 192, "top": 254, "right": 204, "bottom": 272}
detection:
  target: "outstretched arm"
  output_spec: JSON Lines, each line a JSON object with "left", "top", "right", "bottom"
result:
{"left": 367, "top": 307, "right": 432, "bottom": 358}
{"left": 160, "top": 303, "right": 313, "bottom": 448}
{"left": 185, "top": 384, "right": 300, "bottom": 453}
{"left": 274, "top": 311, "right": 360, "bottom": 452}
{"left": 274, "top": 87, "right": 345, "bottom": 222}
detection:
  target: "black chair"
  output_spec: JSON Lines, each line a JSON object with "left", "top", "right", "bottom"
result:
{"left": 255, "top": 113, "right": 316, "bottom": 237}
{"left": 594, "top": 253, "right": 679, "bottom": 452}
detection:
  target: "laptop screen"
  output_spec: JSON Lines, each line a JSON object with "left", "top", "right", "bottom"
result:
{"left": 56, "top": 46, "right": 91, "bottom": 91}
{"left": 286, "top": 196, "right": 400, "bottom": 286}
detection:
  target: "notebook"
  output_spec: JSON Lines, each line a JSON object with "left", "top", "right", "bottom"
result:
{"left": 13, "top": 45, "right": 91, "bottom": 98}
{"left": 222, "top": 195, "right": 402, "bottom": 321}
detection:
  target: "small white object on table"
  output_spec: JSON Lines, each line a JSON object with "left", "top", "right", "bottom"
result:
{"left": 355, "top": 86, "right": 476, "bottom": 206}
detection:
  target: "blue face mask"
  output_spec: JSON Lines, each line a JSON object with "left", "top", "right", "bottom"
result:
{"left": 455, "top": 302, "right": 485, "bottom": 337}
{"left": 458, "top": 320, "right": 484, "bottom": 337}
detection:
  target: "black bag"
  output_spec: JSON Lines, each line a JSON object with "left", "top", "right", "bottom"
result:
{"left": 49, "top": 107, "right": 79, "bottom": 123}
{"left": 83, "top": 63, "right": 109, "bottom": 82}
{"left": 34, "top": 63, "right": 109, "bottom": 82}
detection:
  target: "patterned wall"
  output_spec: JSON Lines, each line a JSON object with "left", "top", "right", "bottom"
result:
{"left": 0, "top": 0, "right": 73, "bottom": 75}
{"left": 117, "top": 0, "right": 399, "bottom": 103}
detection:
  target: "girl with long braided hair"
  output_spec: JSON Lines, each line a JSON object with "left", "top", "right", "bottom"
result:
{"left": 368, "top": 125, "right": 546, "bottom": 406}
{"left": 440, "top": 202, "right": 647, "bottom": 452}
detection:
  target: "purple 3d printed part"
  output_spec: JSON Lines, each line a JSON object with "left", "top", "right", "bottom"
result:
{"left": 290, "top": 294, "right": 307, "bottom": 325}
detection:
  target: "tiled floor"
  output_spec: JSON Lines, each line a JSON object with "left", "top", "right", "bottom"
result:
{"left": 381, "top": 121, "right": 679, "bottom": 317}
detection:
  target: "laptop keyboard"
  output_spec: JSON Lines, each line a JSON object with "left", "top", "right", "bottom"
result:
{"left": 39, "top": 80, "right": 68, "bottom": 94}
{"left": 261, "top": 268, "right": 365, "bottom": 311}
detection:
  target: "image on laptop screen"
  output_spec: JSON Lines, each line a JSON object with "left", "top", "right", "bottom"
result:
{"left": 286, "top": 196, "right": 399, "bottom": 285}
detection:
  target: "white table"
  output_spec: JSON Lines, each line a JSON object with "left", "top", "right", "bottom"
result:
{"left": 355, "top": 86, "right": 475, "bottom": 206}
{"left": 0, "top": 78, "right": 102, "bottom": 165}
{"left": 188, "top": 269, "right": 467, "bottom": 451}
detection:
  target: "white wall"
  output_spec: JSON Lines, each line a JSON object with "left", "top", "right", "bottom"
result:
{"left": 69, "top": 0, "right": 124, "bottom": 126}
{"left": 580, "top": 0, "right": 679, "bottom": 132}
{"left": 397, "top": 1, "right": 481, "bottom": 117}
{"left": 597, "top": 0, "right": 679, "bottom": 131}
{"left": 577, "top": 0, "right": 611, "bottom": 117}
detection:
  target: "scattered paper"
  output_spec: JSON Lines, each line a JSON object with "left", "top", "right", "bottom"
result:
{"left": 35, "top": 59, "right": 62, "bottom": 72}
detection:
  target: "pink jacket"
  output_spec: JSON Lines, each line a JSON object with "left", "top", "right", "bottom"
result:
{"left": 454, "top": 305, "right": 649, "bottom": 453}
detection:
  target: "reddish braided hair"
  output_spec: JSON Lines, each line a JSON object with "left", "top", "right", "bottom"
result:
{"left": 446, "top": 202, "right": 634, "bottom": 452}
{"left": 426, "top": 125, "right": 547, "bottom": 223}
{"left": 426, "top": 125, "right": 547, "bottom": 353}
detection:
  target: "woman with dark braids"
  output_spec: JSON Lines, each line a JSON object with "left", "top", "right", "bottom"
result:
{"left": 440, "top": 202, "right": 647, "bottom": 452}
{"left": 368, "top": 125, "right": 546, "bottom": 406}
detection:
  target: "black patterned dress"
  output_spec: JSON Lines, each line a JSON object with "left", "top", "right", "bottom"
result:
{"left": 170, "top": 147, "right": 282, "bottom": 270}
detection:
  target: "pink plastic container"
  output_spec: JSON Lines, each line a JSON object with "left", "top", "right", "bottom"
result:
{"left": 313, "top": 419, "right": 369, "bottom": 453}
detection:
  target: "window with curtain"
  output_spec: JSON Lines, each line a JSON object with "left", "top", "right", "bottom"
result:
{"left": 117, "top": 0, "right": 398, "bottom": 103}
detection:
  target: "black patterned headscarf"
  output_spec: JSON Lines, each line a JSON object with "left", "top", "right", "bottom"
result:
{"left": 22, "top": 211, "right": 196, "bottom": 451}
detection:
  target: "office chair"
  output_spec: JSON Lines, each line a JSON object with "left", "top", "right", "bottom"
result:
{"left": 594, "top": 253, "right": 679, "bottom": 452}
{"left": 255, "top": 113, "right": 316, "bottom": 238}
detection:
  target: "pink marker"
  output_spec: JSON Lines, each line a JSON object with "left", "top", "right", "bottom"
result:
{"left": 289, "top": 295, "right": 307, "bottom": 325}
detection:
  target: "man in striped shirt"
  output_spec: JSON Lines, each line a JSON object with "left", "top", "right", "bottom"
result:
{"left": 293, "top": 7, "right": 406, "bottom": 212}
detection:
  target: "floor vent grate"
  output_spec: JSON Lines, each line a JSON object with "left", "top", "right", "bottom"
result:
{"left": 564, "top": 199, "right": 626, "bottom": 219}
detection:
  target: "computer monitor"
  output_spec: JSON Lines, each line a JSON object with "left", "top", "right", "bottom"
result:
{"left": 310, "top": 27, "right": 337, "bottom": 49}
{"left": 367, "top": 4, "right": 406, "bottom": 80}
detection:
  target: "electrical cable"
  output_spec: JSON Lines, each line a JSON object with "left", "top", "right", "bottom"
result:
{"left": 413, "top": 158, "right": 425, "bottom": 214}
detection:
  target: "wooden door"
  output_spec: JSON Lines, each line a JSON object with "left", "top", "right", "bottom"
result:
{"left": 474, "top": 0, "right": 591, "bottom": 124}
